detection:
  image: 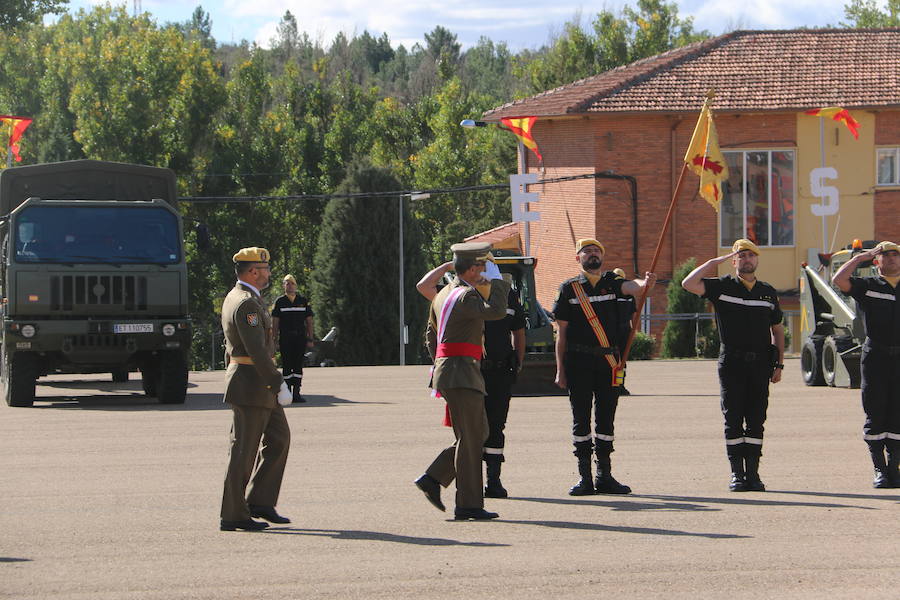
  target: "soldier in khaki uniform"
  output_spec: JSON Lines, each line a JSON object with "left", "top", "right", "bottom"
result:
{"left": 220, "top": 247, "right": 294, "bottom": 531}
{"left": 414, "top": 242, "right": 511, "bottom": 520}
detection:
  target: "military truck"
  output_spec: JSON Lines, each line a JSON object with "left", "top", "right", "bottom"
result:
{"left": 798, "top": 240, "right": 878, "bottom": 388}
{"left": 492, "top": 250, "right": 561, "bottom": 396}
{"left": 0, "top": 160, "right": 191, "bottom": 406}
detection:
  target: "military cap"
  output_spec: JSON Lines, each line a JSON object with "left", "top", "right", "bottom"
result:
{"left": 283, "top": 274, "right": 297, "bottom": 284}
{"left": 576, "top": 238, "right": 605, "bottom": 254}
{"left": 233, "top": 247, "right": 270, "bottom": 263}
{"left": 732, "top": 238, "right": 760, "bottom": 255}
{"left": 612, "top": 268, "right": 626, "bottom": 278}
{"left": 876, "top": 240, "right": 900, "bottom": 254}
{"left": 451, "top": 242, "right": 493, "bottom": 261}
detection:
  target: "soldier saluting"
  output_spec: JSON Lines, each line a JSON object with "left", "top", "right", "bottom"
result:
{"left": 220, "top": 247, "right": 293, "bottom": 531}
{"left": 833, "top": 240, "right": 900, "bottom": 488}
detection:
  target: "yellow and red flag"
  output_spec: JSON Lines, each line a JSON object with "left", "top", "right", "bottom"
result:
{"left": 501, "top": 116, "right": 542, "bottom": 162}
{"left": 683, "top": 101, "right": 728, "bottom": 212}
{"left": 1, "top": 115, "right": 33, "bottom": 163}
{"left": 804, "top": 107, "right": 859, "bottom": 140}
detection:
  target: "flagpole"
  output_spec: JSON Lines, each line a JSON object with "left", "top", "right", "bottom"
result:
{"left": 618, "top": 93, "right": 714, "bottom": 369}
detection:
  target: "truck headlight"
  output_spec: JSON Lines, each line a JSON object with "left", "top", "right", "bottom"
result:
{"left": 162, "top": 324, "right": 176, "bottom": 336}
{"left": 21, "top": 324, "right": 36, "bottom": 338}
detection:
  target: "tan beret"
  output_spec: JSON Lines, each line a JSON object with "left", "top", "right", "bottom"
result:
{"left": 612, "top": 268, "right": 626, "bottom": 278}
{"left": 877, "top": 241, "right": 900, "bottom": 254}
{"left": 283, "top": 274, "right": 297, "bottom": 284}
{"left": 732, "top": 239, "right": 760, "bottom": 255}
{"left": 233, "top": 247, "right": 270, "bottom": 263}
{"left": 576, "top": 238, "right": 605, "bottom": 254}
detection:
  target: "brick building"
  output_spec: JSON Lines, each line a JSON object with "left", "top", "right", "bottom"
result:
{"left": 473, "top": 29, "right": 900, "bottom": 350}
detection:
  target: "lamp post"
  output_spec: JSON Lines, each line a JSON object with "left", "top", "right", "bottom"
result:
{"left": 399, "top": 192, "right": 430, "bottom": 366}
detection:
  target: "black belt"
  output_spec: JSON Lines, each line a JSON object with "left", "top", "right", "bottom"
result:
{"left": 481, "top": 356, "right": 516, "bottom": 371}
{"left": 568, "top": 343, "right": 617, "bottom": 357}
{"left": 864, "top": 338, "right": 900, "bottom": 356}
{"left": 720, "top": 346, "right": 769, "bottom": 361}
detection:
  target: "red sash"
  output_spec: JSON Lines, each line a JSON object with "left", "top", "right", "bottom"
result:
{"left": 436, "top": 342, "right": 483, "bottom": 359}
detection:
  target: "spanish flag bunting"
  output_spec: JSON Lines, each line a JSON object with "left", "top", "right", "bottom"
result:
{"left": 804, "top": 107, "right": 860, "bottom": 140}
{"left": 683, "top": 101, "right": 728, "bottom": 212}
{"left": 500, "top": 116, "right": 542, "bottom": 162}
{"left": 1, "top": 115, "right": 33, "bottom": 163}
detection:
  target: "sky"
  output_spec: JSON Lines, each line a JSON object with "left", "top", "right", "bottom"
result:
{"left": 61, "top": 0, "right": 865, "bottom": 50}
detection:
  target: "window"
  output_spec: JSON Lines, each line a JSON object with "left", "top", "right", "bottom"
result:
{"left": 877, "top": 147, "right": 899, "bottom": 185}
{"left": 720, "top": 150, "right": 794, "bottom": 247}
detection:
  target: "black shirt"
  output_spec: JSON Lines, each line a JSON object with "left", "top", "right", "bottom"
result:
{"left": 484, "top": 289, "right": 526, "bottom": 359}
{"left": 703, "top": 275, "right": 782, "bottom": 351}
{"left": 552, "top": 272, "right": 627, "bottom": 349}
{"left": 848, "top": 276, "right": 900, "bottom": 346}
{"left": 272, "top": 294, "right": 314, "bottom": 340}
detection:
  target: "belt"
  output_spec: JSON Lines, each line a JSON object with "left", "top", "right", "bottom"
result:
{"left": 230, "top": 356, "right": 254, "bottom": 365}
{"left": 864, "top": 338, "right": 900, "bottom": 356}
{"left": 436, "top": 342, "right": 483, "bottom": 360}
{"left": 567, "top": 343, "right": 617, "bottom": 357}
{"left": 720, "top": 346, "right": 768, "bottom": 361}
{"left": 481, "top": 356, "right": 515, "bottom": 371}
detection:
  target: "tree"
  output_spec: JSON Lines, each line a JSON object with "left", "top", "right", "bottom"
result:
{"left": 1, "top": 0, "right": 67, "bottom": 28}
{"left": 842, "top": 0, "right": 900, "bottom": 26}
{"left": 310, "top": 160, "right": 426, "bottom": 365}
{"left": 660, "top": 258, "right": 715, "bottom": 358}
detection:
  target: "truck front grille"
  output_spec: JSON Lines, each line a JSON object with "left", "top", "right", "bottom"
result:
{"left": 50, "top": 275, "right": 148, "bottom": 311}
{"left": 71, "top": 335, "right": 128, "bottom": 348}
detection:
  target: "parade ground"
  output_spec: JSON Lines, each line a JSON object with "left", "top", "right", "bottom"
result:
{"left": 1, "top": 358, "right": 898, "bottom": 599}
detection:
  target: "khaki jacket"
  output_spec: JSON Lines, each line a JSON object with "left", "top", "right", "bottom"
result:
{"left": 426, "top": 278, "right": 510, "bottom": 394}
{"left": 221, "top": 283, "right": 284, "bottom": 407}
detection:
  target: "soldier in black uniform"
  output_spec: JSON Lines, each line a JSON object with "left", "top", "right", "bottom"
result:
{"left": 416, "top": 261, "right": 526, "bottom": 498}
{"left": 553, "top": 239, "right": 656, "bottom": 496}
{"left": 682, "top": 238, "right": 784, "bottom": 492}
{"left": 833, "top": 240, "right": 900, "bottom": 488}
{"left": 272, "top": 274, "right": 315, "bottom": 404}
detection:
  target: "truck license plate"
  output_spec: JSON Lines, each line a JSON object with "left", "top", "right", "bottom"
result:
{"left": 113, "top": 323, "right": 153, "bottom": 334}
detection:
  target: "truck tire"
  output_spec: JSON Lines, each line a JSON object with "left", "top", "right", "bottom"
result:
{"left": 140, "top": 363, "right": 159, "bottom": 397}
{"left": 156, "top": 351, "right": 188, "bottom": 405}
{"left": 111, "top": 369, "right": 129, "bottom": 383}
{"left": 3, "top": 350, "right": 38, "bottom": 407}
{"left": 822, "top": 336, "right": 839, "bottom": 387}
{"left": 801, "top": 339, "right": 825, "bottom": 386}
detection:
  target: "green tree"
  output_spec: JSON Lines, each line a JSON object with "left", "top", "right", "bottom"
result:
{"left": 310, "top": 160, "right": 427, "bottom": 365}
{"left": 842, "top": 0, "right": 900, "bottom": 26}
{"left": 0, "top": 0, "right": 67, "bottom": 28}
{"left": 660, "top": 258, "right": 714, "bottom": 358}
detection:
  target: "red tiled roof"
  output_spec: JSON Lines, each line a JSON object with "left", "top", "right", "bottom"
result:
{"left": 484, "top": 29, "right": 900, "bottom": 119}
{"left": 464, "top": 222, "right": 521, "bottom": 250}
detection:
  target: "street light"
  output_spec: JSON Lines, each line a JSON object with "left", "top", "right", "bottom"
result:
{"left": 399, "top": 192, "right": 430, "bottom": 366}
{"left": 460, "top": 119, "right": 489, "bottom": 128}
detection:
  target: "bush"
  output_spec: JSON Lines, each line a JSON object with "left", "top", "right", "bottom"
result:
{"left": 628, "top": 332, "right": 655, "bottom": 360}
{"left": 661, "top": 258, "right": 716, "bottom": 358}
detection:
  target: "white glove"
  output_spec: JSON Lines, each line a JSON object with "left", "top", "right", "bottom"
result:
{"left": 481, "top": 260, "right": 502, "bottom": 281}
{"left": 277, "top": 382, "right": 292, "bottom": 406}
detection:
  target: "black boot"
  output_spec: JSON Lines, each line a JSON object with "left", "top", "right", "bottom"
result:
{"left": 569, "top": 454, "right": 595, "bottom": 496}
{"left": 291, "top": 379, "right": 305, "bottom": 403}
{"left": 871, "top": 445, "right": 891, "bottom": 488}
{"left": 744, "top": 454, "right": 765, "bottom": 492}
{"left": 594, "top": 455, "right": 631, "bottom": 495}
{"left": 728, "top": 455, "right": 747, "bottom": 492}
{"left": 484, "top": 454, "right": 508, "bottom": 498}
{"left": 887, "top": 447, "right": 900, "bottom": 488}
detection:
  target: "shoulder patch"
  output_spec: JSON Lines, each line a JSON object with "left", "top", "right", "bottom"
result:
{"left": 247, "top": 312, "right": 259, "bottom": 327}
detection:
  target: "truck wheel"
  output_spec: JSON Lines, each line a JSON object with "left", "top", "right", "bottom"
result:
{"left": 3, "top": 351, "right": 38, "bottom": 407}
{"left": 800, "top": 339, "right": 825, "bottom": 386}
{"left": 822, "top": 337, "right": 839, "bottom": 387}
{"left": 156, "top": 351, "right": 188, "bottom": 404}
{"left": 140, "top": 363, "right": 159, "bottom": 397}
{"left": 111, "top": 369, "right": 129, "bottom": 383}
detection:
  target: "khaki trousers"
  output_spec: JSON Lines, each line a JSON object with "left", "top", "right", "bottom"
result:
{"left": 221, "top": 403, "right": 291, "bottom": 520}
{"left": 425, "top": 388, "right": 489, "bottom": 509}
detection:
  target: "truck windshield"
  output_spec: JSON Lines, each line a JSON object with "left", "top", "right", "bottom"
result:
{"left": 14, "top": 205, "right": 180, "bottom": 265}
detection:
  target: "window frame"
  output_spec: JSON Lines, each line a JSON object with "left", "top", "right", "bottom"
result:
{"left": 876, "top": 146, "right": 900, "bottom": 186}
{"left": 720, "top": 148, "right": 796, "bottom": 248}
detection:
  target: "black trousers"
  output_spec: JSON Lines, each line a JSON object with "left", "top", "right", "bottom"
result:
{"left": 860, "top": 347, "right": 900, "bottom": 455}
{"left": 280, "top": 337, "right": 306, "bottom": 386}
{"left": 483, "top": 368, "right": 516, "bottom": 458}
{"left": 718, "top": 351, "right": 771, "bottom": 459}
{"left": 565, "top": 352, "right": 619, "bottom": 458}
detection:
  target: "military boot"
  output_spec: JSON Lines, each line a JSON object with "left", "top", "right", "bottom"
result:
{"left": 887, "top": 448, "right": 900, "bottom": 488}
{"left": 569, "top": 454, "right": 595, "bottom": 496}
{"left": 594, "top": 455, "right": 631, "bottom": 495}
{"left": 871, "top": 446, "right": 891, "bottom": 488}
{"left": 291, "top": 379, "right": 306, "bottom": 403}
{"left": 484, "top": 454, "right": 508, "bottom": 498}
{"left": 744, "top": 455, "right": 765, "bottom": 492}
{"left": 728, "top": 455, "right": 747, "bottom": 492}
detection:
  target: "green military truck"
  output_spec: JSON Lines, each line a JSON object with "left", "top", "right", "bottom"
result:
{"left": 0, "top": 160, "right": 191, "bottom": 406}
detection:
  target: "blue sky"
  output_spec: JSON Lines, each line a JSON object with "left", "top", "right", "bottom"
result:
{"left": 62, "top": 1, "right": 860, "bottom": 50}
